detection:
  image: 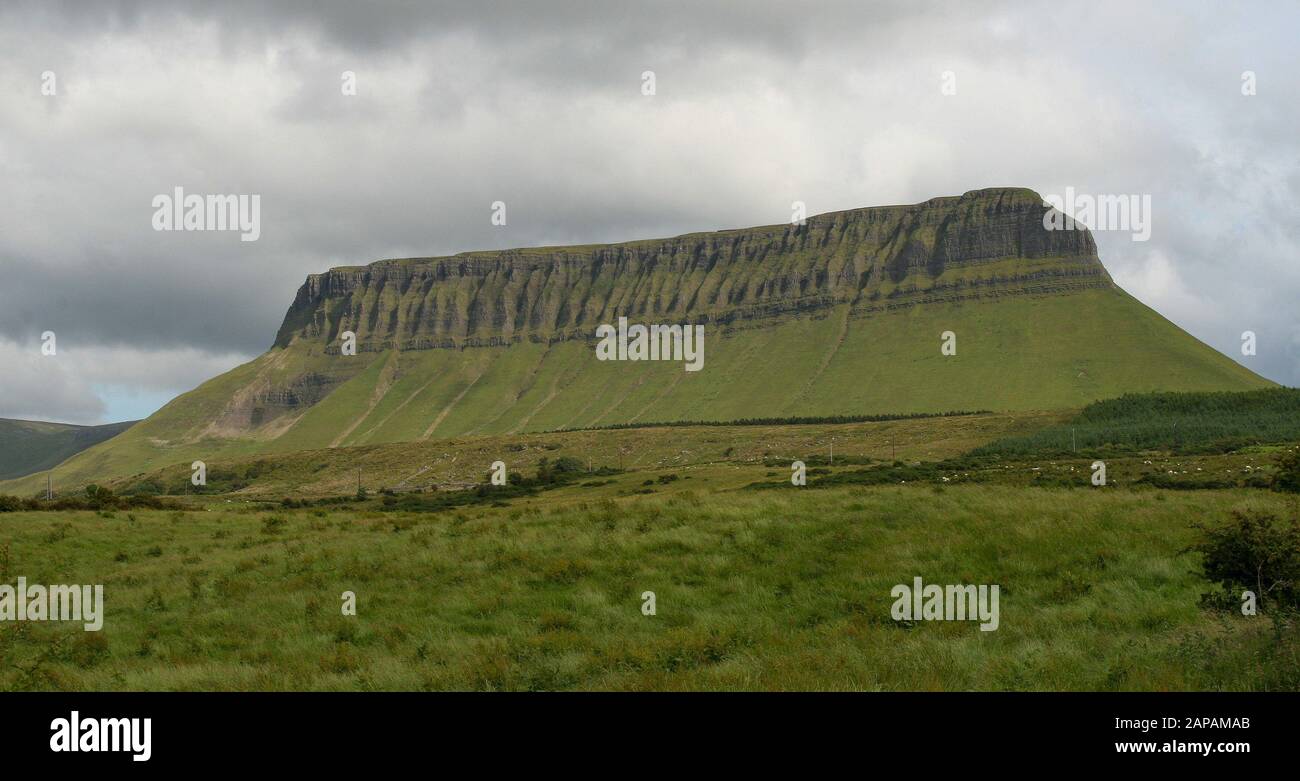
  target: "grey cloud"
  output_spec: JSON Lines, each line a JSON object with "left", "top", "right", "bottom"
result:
{"left": 2, "top": 0, "right": 927, "bottom": 59}
{"left": 0, "top": 340, "right": 107, "bottom": 422}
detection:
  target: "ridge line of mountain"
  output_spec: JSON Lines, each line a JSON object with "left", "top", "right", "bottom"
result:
{"left": 272, "top": 186, "right": 1103, "bottom": 353}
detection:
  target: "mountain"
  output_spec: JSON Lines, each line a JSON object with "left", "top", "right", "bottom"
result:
{"left": 0, "top": 187, "right": 1271, "bottom": 495}
{"left": 0, "top": 418, "right": 136, "bottom": 481}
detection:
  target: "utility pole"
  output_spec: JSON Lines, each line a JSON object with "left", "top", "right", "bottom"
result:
{"left": 1071, "top": 427, "right": 1076, "bottom": 452}
{"left": 357, "top": 467, "right": 362, "bottom": 494}
{"left": 829, "top": 440, "right": 833, "bottom": 465}
{"left": 46, "top": 473, "right": 52, "bottom": 501}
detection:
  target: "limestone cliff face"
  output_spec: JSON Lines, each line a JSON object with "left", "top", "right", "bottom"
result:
{"left": 273, "top": 188, "right": 1109, "bottom": 353}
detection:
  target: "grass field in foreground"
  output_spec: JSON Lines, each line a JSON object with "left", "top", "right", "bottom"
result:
{"left": 1, "top": 482, "right": 1296, "bottom": 691}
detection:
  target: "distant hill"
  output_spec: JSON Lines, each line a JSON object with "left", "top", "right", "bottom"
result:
{"left": 0, "top": 418, "right": 137, "bottom": 481}
{"left": 0, "top": 187, "right": 1271, "bottom": 495}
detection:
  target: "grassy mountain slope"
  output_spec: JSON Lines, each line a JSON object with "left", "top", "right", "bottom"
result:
{"left": 0, "top": 188, "right": 1271, "bottom": 495}
{"left": 105, "top": 410, "right": 1069, "bottom": 497}
{"left": 0, "top": 418, "right": 136, "bottom": 480}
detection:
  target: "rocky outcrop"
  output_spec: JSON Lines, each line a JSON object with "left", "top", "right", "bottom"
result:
{"left": 273, "top": 188, "right": 1108, "bottom": 352}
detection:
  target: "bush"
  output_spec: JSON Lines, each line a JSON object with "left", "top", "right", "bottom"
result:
{"left": 120, "top": 479, "right": 163, "bottom": 496}
{"left": 84, "top": 484, "right": 115, "bottom": 508}
{"left": 1192, "top": 509, "right": 1300, "bottom": 612}
{"left": 0, "top": 492, "right": 175, "bottom": 512}
{"left": 535, "top": 456, "right": 585, "bottom": 485}
{"left": 1273, "top": 449, "right": 1300, "bottom": 493}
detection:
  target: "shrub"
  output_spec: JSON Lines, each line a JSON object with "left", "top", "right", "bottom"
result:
{"left": 84, "top": 484, "right": 116, "bottom": 508}
{"left": 120, "top": 479, "right": 163, "bottom": 496}
{"left": 1273, "top": 449, "right": 1300, "bottom": 493}
{"left": 552, "top": 456, "right": 584, "bottom": 473}
{"left": 536, "top": 456, "right": 585, "bottom": 485}
{"left": 0, "top": 492, "right": 174, "bottom": 512}
{"left": 1192, "top": 509, "right": 1300, "bottom": 612}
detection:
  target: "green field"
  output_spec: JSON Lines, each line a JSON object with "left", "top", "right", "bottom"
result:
{"left": 2, "top": 478, "right": 1296, "bottom": 691}
{"left": 4, "top": 391, "right": 1298, "bottom": 692}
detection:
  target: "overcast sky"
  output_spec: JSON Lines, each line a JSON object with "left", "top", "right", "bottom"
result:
{"left": 1, "top": 1, "right": 1297, "bottom": 424}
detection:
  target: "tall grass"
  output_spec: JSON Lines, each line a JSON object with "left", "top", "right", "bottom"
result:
{"left": 0, "top": 483, "right": 1295, "bottom": 691}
